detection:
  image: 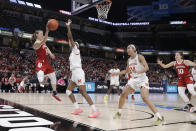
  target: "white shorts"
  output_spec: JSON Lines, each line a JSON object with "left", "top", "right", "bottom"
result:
{"left": 71, "top": 68, "right": 85, "bottom": 86}
{"left": 110, "top": 80, "right": 119, "bottom": 86}
{"left": 126, "top": 76, "right": 149, "bottom": 90}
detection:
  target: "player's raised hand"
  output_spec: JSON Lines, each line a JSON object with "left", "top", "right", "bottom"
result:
{"left": 157, "top": 59, "right": 162, "bottom": 65}
{"left": 66, "top": 19, "right": 72, "bottom": 26}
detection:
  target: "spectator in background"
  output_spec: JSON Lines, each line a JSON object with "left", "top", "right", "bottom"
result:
{"left": 8, "top": 72, "right": 17, "bottom": 92}
{"left": 0, "top": 47, "right": 179, "bottom": 91}
{"left": 1, "top": 73, "right": 9, "bottom": 92}
{"left": 57, "top": 76, "right": 66, "bottom": 93}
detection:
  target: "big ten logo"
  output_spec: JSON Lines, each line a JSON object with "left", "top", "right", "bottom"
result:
{"left": 159, "top": 4, "right": 168, "bottom": 10}
{"left": 86, "top": 82, "right": 95, "bottom": 91}
{"left": 0, "top": 105, "right": 54, "bottom": 131}
{"left": 168, "top": 86, "right": 175, "bottom": 90}
{"left": 86, "top": 84, "right": 91, "bottom": 90}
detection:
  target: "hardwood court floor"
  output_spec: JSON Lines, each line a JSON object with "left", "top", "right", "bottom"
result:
{"left": 0, "top": 93, "right": 196, "bottom": 131}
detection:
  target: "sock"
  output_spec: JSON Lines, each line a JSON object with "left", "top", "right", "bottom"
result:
{"left": 105, "top": 94, "right": 108, "bottom": 96}
{"left": 118, "top": 109, "right": 122, "bottom": 114}
{"left": 40, "top": 84, "right": 44, "bottom": 87}
{"left": 74, "top": 102, "right": 79, "bottom": 109}
{"left": 155, "top": 112, "right": 162, "bottom": 120}
{"left": 91, "top": 105, "right": 96, "bottom": 112}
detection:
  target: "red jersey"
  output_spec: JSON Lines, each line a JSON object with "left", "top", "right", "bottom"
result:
{"left": 36, "top": 44, "right": 49, "bottom": 61}
{"left": 35, "top": 44, "right": 54, "bottom": 74}
{"left": 174, "top": 60, "right": 191, "bottom": 78}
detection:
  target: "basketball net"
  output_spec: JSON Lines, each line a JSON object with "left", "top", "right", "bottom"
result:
{"left": 96, "top": 0, "right": 112, "bottom": 20}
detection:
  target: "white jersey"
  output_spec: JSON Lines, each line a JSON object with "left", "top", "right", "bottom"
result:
{"left": 191, "top": 68, "right": 196, "bottom": 82}
{"left": 109, "top": 68, "right": 120, "bottom": 82}
{"left": 128, "top": 54, "right": 146, "bottom": 78}
{"left": 69, "top": 45, "right": 82, "bottom": 71}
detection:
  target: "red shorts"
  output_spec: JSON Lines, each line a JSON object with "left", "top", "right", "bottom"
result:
{"left": 36, "top": 59, "right": 54, "bottom": 75}
{"left": 178, "top": 76, "right": 194, "bottom": 87}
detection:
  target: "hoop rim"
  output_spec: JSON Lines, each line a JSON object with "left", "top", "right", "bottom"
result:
{"left": 96, "top": 0, "right": 112, "bottom": 7}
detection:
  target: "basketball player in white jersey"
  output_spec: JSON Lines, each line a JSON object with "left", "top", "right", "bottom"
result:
{"left": 189, "top": 60, "right": 196, "bottom": 112}
{"left": 191, "top": 60, "right": 196, "bottom": 88}
{"left": 65, "top": 19, "right": 100, "bottom": 118}
{"left": 186, "top": 60, "right": 196, "bottom": 112}
{"left": 104, "top": 65, "right": 121, "bottom": 101}
{"left": 112, "top": 44, "right": 164, "bottom": 125}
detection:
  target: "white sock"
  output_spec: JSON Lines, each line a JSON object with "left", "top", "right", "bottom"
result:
{"left": 118, "top": 109, "right": 122, "bottom": 113}
{"left": 40, "top": 84, "right": 44, "bottom": 87}
{"left": 74, "top": 102, "right": 79, "bottom": 109}
{"left": 91, "top": 105, "right": 96, "bottom": 112}
{"left": 155, "top": 112, "right": 162, "bottom": 119}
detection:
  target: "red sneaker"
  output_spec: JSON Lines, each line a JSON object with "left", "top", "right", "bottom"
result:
{"left": 131, "top": 95, "right": 135, "bottom": 101}
{"left": 88, "top": 111, "right": 101, "bottom": 118}
{"left": 52, "top": 94, "right": 62, "bottom": 101}
{"left": 71, "top": 108, "right": 83, "bottom": 115}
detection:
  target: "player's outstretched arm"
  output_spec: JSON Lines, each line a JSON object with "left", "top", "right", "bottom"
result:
{"left": 42, "top": 25, "right": 50, "bottom": 44}
{"left": 66, "top": 19, "right": 75, "bottom": 47}
{"left": 46, "top": 47, "right": 55, "bottom": 59}
{"left": 157, "top": 59, "right": 175, "bottom": 68}
{"left": 33, "top": 25, "right": 49, "bottom": 50}
{"left": 112, "top": 60, "right": 129, "bottom": 76}
{"left": 185, "top": 60, "right": 196, "bottom": 67}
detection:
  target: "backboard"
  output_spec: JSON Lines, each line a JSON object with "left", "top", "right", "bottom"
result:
{"left": 71, "top": 0, "right": 105, "bottom": 15}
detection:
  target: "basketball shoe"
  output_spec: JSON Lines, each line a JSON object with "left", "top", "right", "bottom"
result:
{"left": 113, "top": 112, "right": 121, "bottom": 119}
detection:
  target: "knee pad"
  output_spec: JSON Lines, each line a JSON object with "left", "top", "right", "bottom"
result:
{"left": 66, "top": 90, "right": 72, "bottom": 96}
{"left": 47, "top": 72, "right": 56, "bottom": 85}
{"left": 37, "top": 70, "right": 44, "bottom": 83}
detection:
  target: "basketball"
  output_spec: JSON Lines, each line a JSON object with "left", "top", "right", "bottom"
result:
{"left": 47, "top": 19, "right": 59, "bottom": 31}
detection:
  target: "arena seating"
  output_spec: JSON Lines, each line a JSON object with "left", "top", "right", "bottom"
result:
{"left": 0, "top": 47, "right": 177, "bottom": 86}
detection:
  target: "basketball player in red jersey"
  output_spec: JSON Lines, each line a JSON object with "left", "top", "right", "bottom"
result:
{"left": 31, "top": 23, "right": 61, "bottom": 101}
{"left": 157, "top": 52, "right": 196, "bottom": 111}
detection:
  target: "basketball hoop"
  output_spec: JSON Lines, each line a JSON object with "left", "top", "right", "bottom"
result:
{"left": 96, "top": 0, "right": 112, "bottom": 20}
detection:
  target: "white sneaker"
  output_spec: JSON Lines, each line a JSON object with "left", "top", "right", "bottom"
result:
{"left": 190, "top": 107, "right": 196, "bottom": 113}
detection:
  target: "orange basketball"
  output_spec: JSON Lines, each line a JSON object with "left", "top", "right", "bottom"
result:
{"left": 47, "top": 19, "right": 59, "bottom": 31}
